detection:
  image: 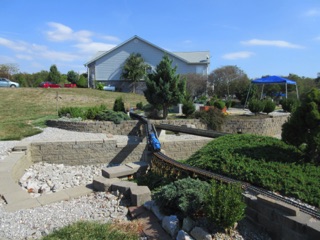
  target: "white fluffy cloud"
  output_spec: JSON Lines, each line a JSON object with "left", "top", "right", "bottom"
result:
{"left": 222, "top": 51, "right": 255, "bottom": 60}
{"left": 74, "top": 42, "right": 116, "bottom": 54}
{"left": 241, "top": 39, "right": 304, "bottom": 49}
{"left": 46, "top": 22, "right": 93, "bottom": 43}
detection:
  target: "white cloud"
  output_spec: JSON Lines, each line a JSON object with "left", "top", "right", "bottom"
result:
{"left": 222, "top": 51, "right": 255, "bottom": 60}
{"left": 74, "top": 42, "right": 116, "bottom": 54}
{"left": 101, "top": 35, "right": 120, "bottom": 42}
{"left": 304, "top": 8, "right": 320, "bottom": 17}
{"left": 241, "top": 39, "right": 304, "bottom": 49}
{"left": 0, "top": 37, "right": 29, "bottom": 52}
{"left": 16, "top": 54, "right": 33, "bottom": 60}
{"left": 0, "top": 37, "right": 78, "bottom": 62}
{"left": 0, "top": 55, "right": 15, "bottom": 63}
{"left": 46, "top": 22, "right": 93, "bottom": 43}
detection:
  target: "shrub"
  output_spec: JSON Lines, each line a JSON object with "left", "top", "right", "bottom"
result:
{"left": 248, "top": 98, "right": 265, "bottom": 115}
{"left": 85, "top": 104, "right": 107, "bottom": 119}
{"left": 206, "top": 181, "right": 245, "bottom": 230}
{"left": 225, "top": 100, "right": 232, "bottom": 109}
{"left": 213, "top": 100, "right": 226, "bottom": 110}
{"left": 113, "top": 97, "right": 125, "bottom": 112}
{"left": 136, "top": 102, "right": 144, "bottom": 110}
{"left": 280, "top": 98, "right": 299, "bottom": 112}
{"left": 194, "top": 108, "right": 225, "bottom": 131}
{"left": 262, "top": 99, "right": 276, "bottom": 114}
{"left": 77, "top": 75, "right": 87, "bottom": 88}
{"left": 153, "top": 177, "right": 210, "bottom": 218}
{"left": 58, "top": 107, "right": 86, "bottom": 119}
{"left": 95, "top": 109, "right": 130, "bottom": 124}
{"left": 182, "top": 96, "right": 195, "bottom": 117}
{"left": 96, "top": 82, "right": 104, "bottom": 90}
{"left": 185, "top": 134, "right": 320, "bottom": 207}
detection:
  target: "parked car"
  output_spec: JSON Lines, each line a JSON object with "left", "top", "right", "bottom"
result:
{"left": 39, "top": 82, "right": 61, "bottom": 88}
{"left": 64, "top": 83, "right": 77, "bottom": 88}
{"left": 0, "top": 78, "right": 20, "bottom": 88}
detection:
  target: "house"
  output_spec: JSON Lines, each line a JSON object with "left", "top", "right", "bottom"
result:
{"left": 84, "top": 35, "right": 210, "bottom": 93}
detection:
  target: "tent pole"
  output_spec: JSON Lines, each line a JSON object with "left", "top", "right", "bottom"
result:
{"left": 296, "top": 84, "right": 299, "bottom": 100}
{"left": 285, "top": 83, "right": 288, "bottom": 99}
{"left": 244, "top": 84, "right": 252, "bottom": 109}
{"left": 261, "top": 84, "right": 264, "bottom": 99}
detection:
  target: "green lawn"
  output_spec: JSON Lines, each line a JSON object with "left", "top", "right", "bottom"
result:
{"left": 0, "top": 88, "right": 146, "bottom": 140}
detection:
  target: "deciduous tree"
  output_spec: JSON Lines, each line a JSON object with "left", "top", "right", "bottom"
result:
{"left": 48, "top": 64, "right": 61, "bottom": 83}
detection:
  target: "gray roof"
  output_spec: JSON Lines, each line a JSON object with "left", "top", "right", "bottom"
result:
{"left": 85, "top": 35, "right": 210, "bottom": 66}
{"left": 172, "top": 51, "right": 210, "bottom": 64}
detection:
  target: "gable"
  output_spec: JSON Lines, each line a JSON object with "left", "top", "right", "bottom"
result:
{"left": 85, "top": 35, "right": 210, "bottom": 81}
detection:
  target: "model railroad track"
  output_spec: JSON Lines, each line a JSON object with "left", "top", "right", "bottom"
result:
{"left": 152, "top": 151, "right": 320, "bottom": 220}
{"left": 129, "top": 112, "right": 320, "bottom": 219}
{"left": 154, "top": 124, "right": 229, "bottom": 138}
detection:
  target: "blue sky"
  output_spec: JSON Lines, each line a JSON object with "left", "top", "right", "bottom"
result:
{"left": 1, "top": 0, "right": 320, "bottom": 79}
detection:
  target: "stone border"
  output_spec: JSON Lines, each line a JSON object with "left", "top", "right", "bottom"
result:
{"left": 0, "top": 146, "right": 93, "bottom": 212}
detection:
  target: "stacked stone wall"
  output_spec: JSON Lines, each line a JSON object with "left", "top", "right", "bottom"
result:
{"left": 221, "top": 115, "right": 289, "bottom": 136}
{"left": 28, "top": 138, "right": 210, "bottom": 166}
{"left": 244, "top": 194, "right": 320, "bottom": 240}
{"left": 46, "top": 119, "right": 207, "bottom": 136}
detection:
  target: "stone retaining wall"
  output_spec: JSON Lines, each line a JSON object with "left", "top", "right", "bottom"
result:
{"left": 27, "top": 139, "right": 211, "bottom": 166}
{"left": 46, "top": 119, "right": 206, "bottom": 136}
{"left": 221, "top": 114, "right": 289, "bottom": 136}
{"left": 47, "top": 115, "right": 288, "bottom": 137}
{"left": 244, "top": 194, "right": 320, "bottom": 240}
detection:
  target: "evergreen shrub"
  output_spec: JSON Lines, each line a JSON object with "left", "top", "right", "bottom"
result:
{"left": 58, "top": 107, "right": 87, "bottom": 119}
{"left": 185, "top": 134, "right": 320, "bottom": 207}
{"left": 194, "top": 108, "right": 225, "bottom": 130}
{"left": 206, "top": 181, "right": 245, "bottom": 230}
{"left": 113, "top": 97, "right": 125, "bottom": 112}
{"left": 262, "top": 99, "right": 276, "bottom": 114}
{"left": 95, "top": 109, "right": 130, "bottom": 124}
{"left": 280, "top": 98, "right": 299, "bottom": 112}
{"left": 153, "top": 177, "right": 210, "bottom": 218}
{"left": 248, "top": 98, "right": 265, "bottom": 114}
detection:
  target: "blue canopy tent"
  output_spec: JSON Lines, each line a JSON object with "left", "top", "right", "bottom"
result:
{"left": 244, "top": 76, "right": 299, "bottom": 108}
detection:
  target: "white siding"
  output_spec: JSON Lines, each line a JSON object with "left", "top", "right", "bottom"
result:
{"left": 94, "top": 38, "right": 204, "bottom": 81}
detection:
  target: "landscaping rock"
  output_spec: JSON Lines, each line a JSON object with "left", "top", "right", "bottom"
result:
{"left": 162, "top": 215, "right": 179, "bottom": 238}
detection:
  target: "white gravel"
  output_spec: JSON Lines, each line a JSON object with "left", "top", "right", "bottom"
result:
{"left": 0, "top": 127, "right": 271, "bottom": 240}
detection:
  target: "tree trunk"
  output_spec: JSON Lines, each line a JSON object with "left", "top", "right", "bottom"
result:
{"left": 163, "top": 105, "right": 168, "bottom": 119}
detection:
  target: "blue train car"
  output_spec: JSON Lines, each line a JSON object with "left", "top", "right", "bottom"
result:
{"left": 149, "top": 133, "right": 161, "bottom": 152}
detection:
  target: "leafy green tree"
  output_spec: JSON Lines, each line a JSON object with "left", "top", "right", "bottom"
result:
{"left": 209, "top": 65, "right": 248, "bottom": 99}
{"left": 67, "top": 70, "right": 78, "bottom": 84}
{"left": 282, "top": 88, "right": 320, "bottom": 163}
{"left": 48, "top": 65, "right": 61, "bottom": 83}
{"left": 0, "top": 63, "right": 19, "bottom": 79}
{"left": 77, "top": 74, "right": 88, "bottom": 88}
{"left": 144, "top": 55, "right": 186, "bottom": 119}
{"left": 121, "top": 53, "right": 148, "bottom": 93}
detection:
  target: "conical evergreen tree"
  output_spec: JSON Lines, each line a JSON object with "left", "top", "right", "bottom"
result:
{"left": 121, "top": 53, "right": 147, "bottom": 93}
{"left": 144, "top": 55, "right": 186, "bottom": 119}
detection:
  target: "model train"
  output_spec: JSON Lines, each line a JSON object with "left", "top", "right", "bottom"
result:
{"left": 130, "top": 112, "right": 161, "bottom": 152}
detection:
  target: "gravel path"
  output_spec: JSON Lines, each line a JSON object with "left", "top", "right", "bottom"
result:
{"left": 0, "top": 127, "right": 271, "bottom": 240}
